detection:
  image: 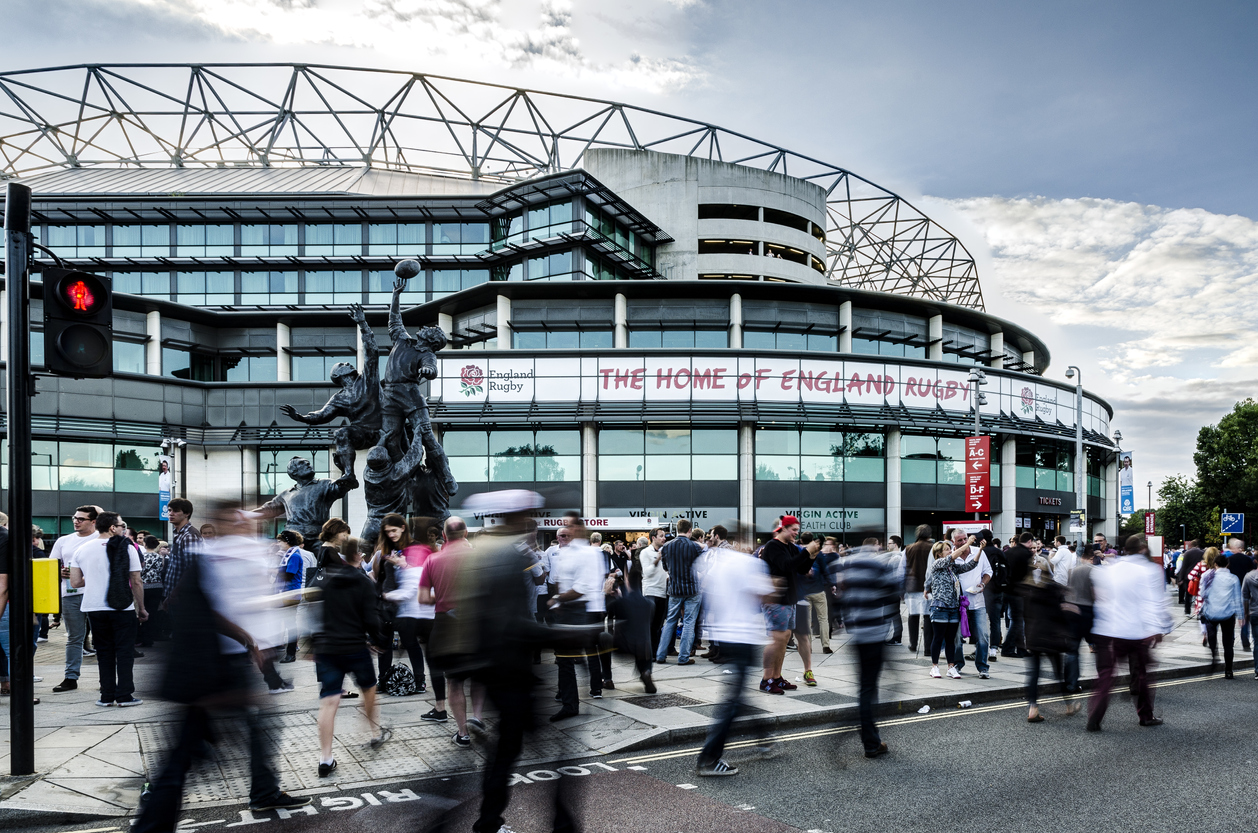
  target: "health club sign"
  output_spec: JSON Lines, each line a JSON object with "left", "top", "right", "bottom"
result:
{"left": 436, "top": 356, "right": 983, "bottom": 412}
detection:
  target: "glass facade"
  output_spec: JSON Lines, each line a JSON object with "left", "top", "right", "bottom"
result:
{"left": 756, "top": 428, "right": 885, "bottom": 482}
{"left": 744, "top": 329, "right": 837, "bottom": 352}
{"left": 851, "top": 336, "right": 926, "bottom": 359}
{"left": 599, "top": 428, "right": 737, "bottom": 481}
{"left": 629, "top": 328, "right": 727, "bottom": 349}
{"left": 292, "top": 354, "right": 356, "bottom": 382}
{"left": 513, "top": 329, "right": 613, "bottom": 349}
{"left": 433, "top": 269, "right": 490, "bottom": 299}
{"left": 306, "top": 224, "right": 363, "bottom": 257}
{"left": 113, "top": 340, "right": 146, "bottom": 374}
{"left": 260, "top": 448, "right": 332, "bottom": 496}
{"left": 902, "top": 435, "right": 1001, "bottom": 487}
{"left": 1015, "top": 438, "right": 1073, "bottom": 492}
{"left": 442, "top": 429, "right": 580, "bottom": 483}
{"left": 33, "top": 440, "right": 163, "bottom": 493}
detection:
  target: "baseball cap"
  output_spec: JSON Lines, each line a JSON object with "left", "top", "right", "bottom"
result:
{"left": 775, "top": 515, "right": 800, "bottom": 532}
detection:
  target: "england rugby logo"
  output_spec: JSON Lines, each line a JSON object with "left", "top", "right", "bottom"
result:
{"left": 460, "top": 364, "right": 484, "bottom": 397}
{"left": 1020, "top": 386, "right": 1034, "bottom": 415}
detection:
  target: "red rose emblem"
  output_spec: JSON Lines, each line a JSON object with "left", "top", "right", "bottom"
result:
{"left": 459, "top": 364, "right": 484, "bottom": 396}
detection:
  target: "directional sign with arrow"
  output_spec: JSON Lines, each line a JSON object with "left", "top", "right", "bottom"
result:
{"left": 965, "top": 436, "right": 990, "bottom": 513}
{"left": 1222, "top": 513, "right": 1244, "bottom": 535}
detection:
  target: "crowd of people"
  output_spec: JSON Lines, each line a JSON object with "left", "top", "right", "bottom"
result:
{"left": 2, "top": 494, "right": 1253, "bottom": 833}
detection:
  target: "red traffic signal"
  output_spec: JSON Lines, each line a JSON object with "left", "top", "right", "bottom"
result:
{"left": 43, "top": 267, "right": 112, "bottom": 378}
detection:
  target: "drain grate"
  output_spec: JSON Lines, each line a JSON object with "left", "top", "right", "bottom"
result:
{"left": 621, "top": 693, "right": 704, "bottom": 709}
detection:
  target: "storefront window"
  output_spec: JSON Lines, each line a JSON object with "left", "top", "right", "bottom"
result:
{"left": 902, "top": 435, "right": 997, "bottom": 485}
{"left": 441, "top": 429, "right": 580, "bottom": 483}
{"left": 600, "top": 428, "right": 736, "bottom": 481}
{"left": 756, "top": 428, "right": 884, "bottom": 482}
{"left": 1015, "top": 439, "right": 1073, "bottom": 493}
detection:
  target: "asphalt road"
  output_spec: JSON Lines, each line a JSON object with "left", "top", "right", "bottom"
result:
{"left": 21, "top": 673, "right": 1257, "bottom": 833}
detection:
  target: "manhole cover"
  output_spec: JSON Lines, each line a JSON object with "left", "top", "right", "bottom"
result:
{"left": 622, "top": 693, "right": 704, "bottom": 709}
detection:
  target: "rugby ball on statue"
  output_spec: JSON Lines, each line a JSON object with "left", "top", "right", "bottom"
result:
{"left": 394, "top": 259, "right": 422, "bottom": 279}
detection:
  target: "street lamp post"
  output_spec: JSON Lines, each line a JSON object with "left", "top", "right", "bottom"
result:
{"left": 1147, "top": 480, "right": 1153, "bottom": 524}
{"left": 1065, "top": 366, "right": 1084, "bottom": 552}
{"left": 1113, "top": 429, "right": 1122, "bottom": 536}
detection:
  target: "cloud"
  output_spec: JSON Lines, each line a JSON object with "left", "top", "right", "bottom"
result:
{"left": 117, "top": 0, "right": 705, "bottom": 93}
{"left": 946, "top": 196, "right": 1258, "bottom": 375}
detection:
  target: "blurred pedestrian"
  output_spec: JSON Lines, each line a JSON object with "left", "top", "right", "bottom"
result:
{"left": 831, "top": 537, "right": 904, "bottom": 758}
{"left": 1199, "top": 553, "right": 1242, "bottom": 678}
{"left": 654, "top": 518, "right": 704, "bottom": 667}
{"left": 377, "top": 513, "right": 430, "bottom": 694}
{"left": 548, "top": 514, "right": 610, "bottom": 720}
{"left": 692, "top": 528, "right": 773, "bottom": 777}
{"left": 1176, "top": 539, "right": 1204, "bottom": 614}
{"left": 903, "top": 525, "right": 933, "bottom": 655}
{"left": 1023, "top": 555, "right": 1077, "bottom": 722}
{"left": 275, "top": 529, "right": 306, "bottom": 663}
{"left": 137, "top": 535, "right": 166, "bottom": 648}
{"left": 1087, "top": 535, "right": 1172, "bottom": 731}
{"left": 758, "top": 516, "right": 816, "bottom": 694}
{"left": 1000, "top": 533, "right": 1035, "bottom": 657}
{"left": 1224, "top": 538, "right": 1253, "bottom": 652}
{"left": 638, "top": 528, "right": 669, "bottom": 655}
{"left": 1063, "top": 543, "right": 1096, "bottom": 692}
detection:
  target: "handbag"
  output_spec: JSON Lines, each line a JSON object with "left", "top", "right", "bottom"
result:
{"left": 1187, "top": 573, "right": 1200, "bottom": 597}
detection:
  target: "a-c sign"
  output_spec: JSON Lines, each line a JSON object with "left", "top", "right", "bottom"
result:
{"left": 965, "top": 436, "right": 990, "bottom": 513}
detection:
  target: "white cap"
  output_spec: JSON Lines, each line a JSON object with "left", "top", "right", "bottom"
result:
{"left": 461, "top": 489, "right": 544, "bottom": 516}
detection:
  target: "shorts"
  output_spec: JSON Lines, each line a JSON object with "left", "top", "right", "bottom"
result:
{"left": 905, "top": 592, "right": 927, "bottom": 616}
{"left": 763, "top": 603, "right": 796, "bottom": 633}
{"left": 793, "top": 603, "right": 811, "bottom": 636}
{"left": 929, "top": 607, "right": 961, "bottom": 625}
{"left": 315, "top": 650, "right": 377, "bottom": 698}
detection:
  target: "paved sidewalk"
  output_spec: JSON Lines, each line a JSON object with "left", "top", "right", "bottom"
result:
{"left": 0, "top": 592, "right": 1247, "bottom": 821}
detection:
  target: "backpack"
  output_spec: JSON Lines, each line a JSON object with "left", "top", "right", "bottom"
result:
{"left": 380, "top": 663, "right": 418, "bottom": 697}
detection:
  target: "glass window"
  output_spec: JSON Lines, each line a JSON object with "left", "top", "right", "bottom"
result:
{"left": 600, "top": 455, "right": 645, "bottom": 480}
{"left": 259, "top": 448, "right": 331, "bottom": 496}
{"left": 742, "top": 330, "right": 775, "bottom": 350}
{"left": 224, "top": 355, "right": 277, "bottom": 382}
{"left": 113, "top": 272, "right": 143, "bottom": 295}
{"left": 433, "top": 269, "right": 489, "bottom": 298}
{"left": 176, "top": 224, "right": 234, "bottom": 256}
{"left": 46, "top": 225, "right": 107, "bottom": 257}
{"left": 431, "top": 223, "right": 487, "bottom": 255}
{"left": 240, "top": 224, "right": 298, "bottom": 256}
{"left": 628, "top": 330, "right": 662, "bottom": 348}
{"left": 368, "top": 270, "right": 425, "bottom": 305}
{"left": 305, "top": 223, "right": 362, "bottom": 256}
{"left": 526, "top": 249, "right": 573, "bottom": 281}
{"left": 305, "top": 270, "right": 364, "bottom": 305}
{"left": 113, "top": 340, "right": 145, "bottom": 374}
{"left": 163, "top": 348, "right": 214, "bottom": 381}
{"left": 114, "top": 444, "right": 161, "bottom": 493}
{"left": 113, "top": 225, "right": 171, "bottom": 257}
{"left": 581, "top": 330, "right": 613, "bottom": 349}
{"left": 442, "top": 429, "right": 578, "bottom": 483}
{"left": 547, "top": 331, "right": 579, "bottom": 350}
{"left": 745, "top": 328, "right": 836, "bottom": 351}
{"left": 599, "top": 430, "right": 644, "bottom": 454}
{"left": 292, "top": 354, "right": 355, "bottom": 382}
{"left": 31, "top": 330, "right": 45, "bottom": 367}
{"left": 241, "top": 271, "right": 298, "bottom": 305}
{"left": 177, "top": 271, "right": 235, "bottom": 306}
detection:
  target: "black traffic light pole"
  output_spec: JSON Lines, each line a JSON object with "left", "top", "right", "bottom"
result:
{"left": 4, "top": 182, "right": 35, "bottom": 775}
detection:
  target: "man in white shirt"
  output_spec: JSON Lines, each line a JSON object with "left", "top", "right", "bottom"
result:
{"left": 1050, "top": 536, "right": 1074, "bottom": 586}
{"left": 547, "top": 515, "right": 608, "bottom": 719}
{"left": 695, "top": 533, "right": 773, "bottom": 777}
{"left": 49, "top": 505, "right": 102, "bottom": 693}
{"left": 951, "top": 528, "right": 994, "bottom": 679}
{"left": 638, "top": 527, "right": 668, "bottom": 654}
{"left": 70, "top": 512, "right": 147, "bottom": 706}
{"left": 1087, "top": 534, "right": 1173, "bottom": 731}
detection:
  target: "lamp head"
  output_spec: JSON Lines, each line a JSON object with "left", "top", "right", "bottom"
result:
{"left": 1065, "top": 367, "right": 1076, "bottom": 380}
{"left": 1113, "top": 429, "right": 1122, "bottom": 444}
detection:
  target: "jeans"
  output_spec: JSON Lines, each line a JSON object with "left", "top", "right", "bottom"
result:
{"left": 1026, "top": 651, "right": 1063, "bottom": 706}
{"left": 61, "top": 593, "right": 87, "bottom": 681}
{"left": 655, "top": 594, "right": 701, "bottom": 663}
{"left": 1001, "top": 593, "right": 1026, "bottom": 654}
{"left": 0, "top": 606, "right": 8, "bottom": 683}
{"left": 1063, "top": 608, "right": 1092, "bottom": 691}
{"left": 1089, "top": 636, "right": 1154, "bottom": 726}
{"left": 954, "top": 605, "right": 990, "bottom": 674}
{"left": 854, "top": 640, "right": 885, "bottom": 751}
{"left": 698, "top": 642, "right": 756, "bottom": 766}
{"left": 1204, "top": 617, "right": 1235, "bottom": 675}
{"left": 987, "top": 591, "right": 1006, "bottom": 651}
{"left": 87, "top": 610, "right": 139, "bottom": 702}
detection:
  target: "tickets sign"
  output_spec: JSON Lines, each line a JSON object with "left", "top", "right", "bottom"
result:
{"left": 965, "top": 436, "right": 991, "bottom": 513}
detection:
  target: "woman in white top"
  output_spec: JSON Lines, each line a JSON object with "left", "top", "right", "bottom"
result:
{"left": 376, "top": 514, "right": 429, "bottom": 697}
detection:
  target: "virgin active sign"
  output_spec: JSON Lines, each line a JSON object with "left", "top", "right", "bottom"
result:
{"left": 436, "top": 354, "right": 1110, "bottom": 430}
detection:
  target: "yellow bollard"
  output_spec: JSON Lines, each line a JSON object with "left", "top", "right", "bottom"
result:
{"left": 31, "top": 557, "right": 60, "bottom": 615}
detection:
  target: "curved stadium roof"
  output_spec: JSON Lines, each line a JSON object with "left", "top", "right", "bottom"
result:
{"left": 0, "top": 64, "right": 984, "bottom": 310}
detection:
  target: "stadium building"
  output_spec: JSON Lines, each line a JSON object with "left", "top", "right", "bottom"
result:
{"left": 0, "top": 64, "right": 1119, "bottom": 545}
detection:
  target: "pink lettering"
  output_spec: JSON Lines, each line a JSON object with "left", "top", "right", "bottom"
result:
{"left": 866, "top": 373, "right": 881, "bottom": 395}
{"left": 944, "top": 380, "right": 958, "bottom": 400}
{"left": 712, "top": 368, "right": 727, "bottom": 389}
{"left": 882, "top": 375, "right": 896, "bottom": 396}
{"left": 656, "top": 368, "right": 673, "bottom": 389}
{"left": 816, "top": 371, "right": 831, "bottom": 393}
{"left": 847, "top": 373, "right": 865, "bottom": 394}
{"left": 781, "top": 369, "right": 796, "bottom": 390}
{"left": 615, "top": 370, "right": 630, "bottom": 389}
{"left": 675, "top": 368, "right": 691, "bottom": 388}
{"left": 738, "top": 373, "right": 752, "bottom": 389}
{"left": 905, "top": 377, "right": 918, "bottom": 396}
{"left": 798, "top": 371, "right": 814, "bottom": 392}
{"left": 754, "top": 368, "right": 771, "bottom": 389}
{"left": 600, "top": 368, "right": 614, "bottom": 389}
{"left": 693, "top": 368, "right": 712, "bottom": 390}
{"left": 631, "top": 368, "right": 645, "bottom": 390}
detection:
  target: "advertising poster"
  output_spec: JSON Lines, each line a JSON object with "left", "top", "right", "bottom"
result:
{"left": 1119, "top": 451, "right": 1134, "bottom": 514}
{"left": 158, "top": 454, "right": 173, "bottom": 521}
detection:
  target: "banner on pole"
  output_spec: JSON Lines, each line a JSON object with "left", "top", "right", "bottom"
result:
{"left": 1145, "top": 511, "right": 1156, "bottom": 535}
{"left": 1119, "top": 451, "right": 1134, "bottom": 514}
{"left": 158, "top": 454, "right": 172, "bottom": 521}
{"left": 965, "top": 436, "right": 990, "bottom": 513}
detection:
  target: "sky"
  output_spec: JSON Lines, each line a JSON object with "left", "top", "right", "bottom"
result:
{"left": 4, "top": 0, "right": 1257, "bottom": 503}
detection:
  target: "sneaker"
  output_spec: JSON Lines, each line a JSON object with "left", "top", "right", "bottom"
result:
{"left": 279, "top": 654, "right": 296, "bottom": 664}
{"left": 95, "top": 699, "right": 116, "bottom": 707}
{"left": 466, "top": 717, "right": 486, "bottom": 736}
{"left": 82, "top": 647, "right": 96, "bottom": 657}
{"left": 250, "top": 793, "right": 312, "bottom": 812}
{"left": 369, "top": 726, "right": 393, "bottom": 750}
{"left": 979, "top": 672, "right": 990, "bottom": 680}
{"left": 268, "top": 682, "right": 295, "bottom": 695}
{"left": 36, "top": 637, "right": 48, "bottom": 643}
{"left": 989, "top": 654, "right": 999, "bottom": 663}
{"left": 930, "top": 667, "right": 942, "bottom": 679}
{"left": 417, "top": 680, "right": 427, "bottom": 694}
{"left": 696, "top": 758, "right": 739, "bottom": 777}
{"left": 677, "top": 659, "right": 695, "bottom": 666}
{"left": 803, "top": 670, "right": 817, "bottom": 687}
{"left": 823, "top": 646, "right": 834, "bottom": 654}
{"left": 116, "top": 697, "right": 144, "bottom": 707}
{"left": 590, "top": 690, "right": 603, "bottom": 699}
{"left": 52, "top": 679, "right": 78, "bottom": 692}
{"left": 452, "top": 732, "right": 471, "bottom": 748}
{"left": 318, "top": 760, "right": 338, "bottom": 778}
{"left": 775, "top": 676, "right": 798, "bottom": 691}
{"left": 642, "top": 673, "right": 657, "bottom": 694}
{"left": 549, "top": 709, "right": 579, "bottom": 722}
{"left": 759, "top": 678, "right": 784, "bottom": 695}
{"left": 947, "top": 667, "right": 962, "bottom": 679}
{"left": 864, "top": 742, "right": 890, "bottom": 759}
{"left": 421, "top": 708, "right": 448, "bottom": 723}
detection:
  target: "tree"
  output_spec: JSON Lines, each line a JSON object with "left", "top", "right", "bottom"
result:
{"left": 1194, "top": 398, "right": 1258, "bottom": 533}
{"left": 1156, "top": 474, "right": 1211, "bottom": 546}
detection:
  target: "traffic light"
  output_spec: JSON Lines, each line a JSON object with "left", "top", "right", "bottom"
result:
{"left": 43, "top": 267, "right": 112, "bottom": 378}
